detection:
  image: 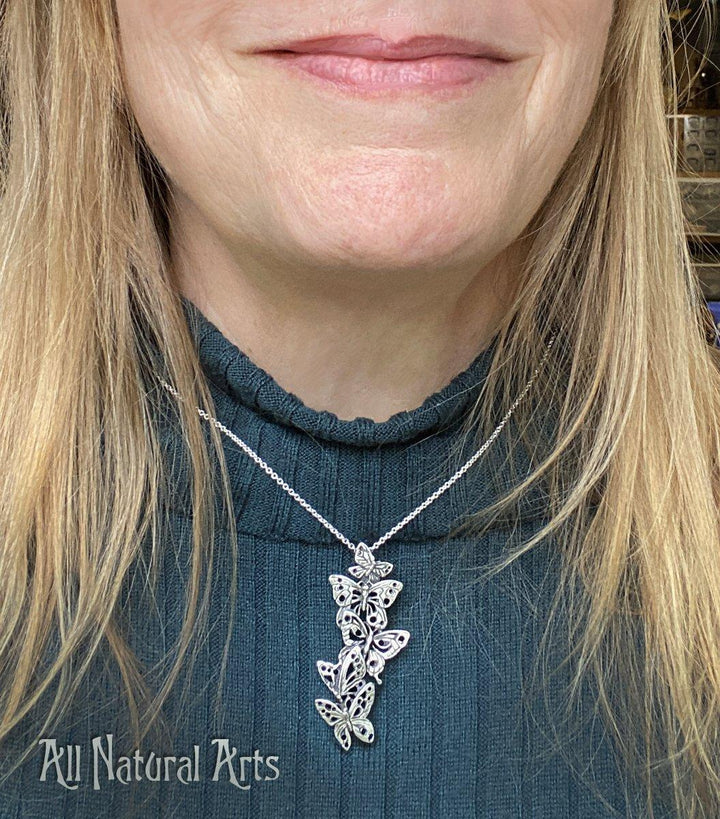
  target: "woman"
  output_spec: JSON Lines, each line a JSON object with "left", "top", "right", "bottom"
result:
{"left": 0, "top": 0, "right": 718, "bottom": 816}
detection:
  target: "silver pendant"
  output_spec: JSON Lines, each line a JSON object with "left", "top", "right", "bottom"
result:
{"left": 314, "top": 542, "right": 410, "bottom": 750}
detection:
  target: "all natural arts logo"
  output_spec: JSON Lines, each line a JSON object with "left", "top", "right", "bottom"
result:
{"left": 38, "top": 734, "right": 280, "bottom": 791}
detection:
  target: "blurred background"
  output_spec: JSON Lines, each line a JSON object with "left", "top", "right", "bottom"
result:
{"left": 667, "top": 1, "right": 720, "bottom": 339}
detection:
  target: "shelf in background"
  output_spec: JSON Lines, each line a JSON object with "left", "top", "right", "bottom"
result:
{"left": 697, "top": 265, "right": 720, "bottom": 300}
{"left": 671, "top": 109, "right": 720, "bottom": 117}
{"left": 669, "top": 111, "right": 720, "bottom": 175}
{"left": 679, "top": 177, "right": 720, "bottom": 237}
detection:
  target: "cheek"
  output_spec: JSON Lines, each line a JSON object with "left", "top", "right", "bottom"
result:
{"left": 115, "top": 1, "right": 237, "bottom": 179}
{"left": 115, "top": 0, "right": 237, "bottom": 37}
{"left": 521, "top": 0, "right": 613, "bottom": 162}
{"left": 115, "top": 0, "right": 235, "bottom": 107}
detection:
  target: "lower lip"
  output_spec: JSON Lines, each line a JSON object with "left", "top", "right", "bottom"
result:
{"left": 261, "top": 52, "right": 512, "bottom": 96}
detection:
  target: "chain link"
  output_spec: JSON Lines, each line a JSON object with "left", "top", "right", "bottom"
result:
{"left": 159, "top": 331, "right": 556, "bottom": 555}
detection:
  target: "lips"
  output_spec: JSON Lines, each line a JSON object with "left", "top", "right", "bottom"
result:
{"left": 255, "top": 33, "right": 516, "bottom": 95}
{"left": 265, "top": 35, "right": 515, "bottom": 63}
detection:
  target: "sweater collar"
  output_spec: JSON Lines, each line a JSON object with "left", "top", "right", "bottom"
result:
{"left": 180, "top": 295, "right": 500, "bottom": 448}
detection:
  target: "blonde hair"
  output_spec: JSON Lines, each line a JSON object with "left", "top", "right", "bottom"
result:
{"left": 0, "top": 0, "right": 719, "bottom": 814}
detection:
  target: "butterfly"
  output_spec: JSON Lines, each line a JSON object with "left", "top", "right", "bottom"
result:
{"left": 314, "top": 683, "right": 375, "bottom": 751}
{"left": 337, "top": 606, "right": 410, "bottom": 684}
{"left": 328, "top": 574, "right": 403, "bottom": 631}
{"left": 348, "top": 542, "right": 394, "bottom": 584}
{"left": 316, "top": 642, "right": 368, "bottom": 699}
{"left": 315, "top": 645, "right": 376, "bottom": 750}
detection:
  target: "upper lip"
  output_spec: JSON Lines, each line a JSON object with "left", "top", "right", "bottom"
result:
{"left": 257, "top": 35, "right": 516, "bottom": 62}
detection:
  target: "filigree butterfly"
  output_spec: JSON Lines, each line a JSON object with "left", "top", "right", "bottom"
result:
{"left": 315, "top": 645, "right": 376, "bottom": 750}
{"left": 327, "top": 574, "right": 403, "bottom": 631}
{"left": 348, "top": 541, "right": 394, "bottom": 584}
{"left": 336, "top": 606, "right": 410, "bottom": 684}
{"left": 316, "top": 641, "right": 367, "bottom": 699}
{"left": 314, "top": 683, "right": 375, "bottom": 751}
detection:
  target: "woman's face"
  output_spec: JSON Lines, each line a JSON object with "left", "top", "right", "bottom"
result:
{"left": 115, "top": 1, "right": 613, "bottom": 278}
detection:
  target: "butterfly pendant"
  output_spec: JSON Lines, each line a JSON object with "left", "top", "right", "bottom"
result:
{"left": 348, "top": 541, "right": 394, "bottom": 583}
{"left": 337, "top": 606, "right": 410, "bottom": 684}
{"left": 315, "top": 542, "right": 410, "bottom": 750}
{"left": 327, "top": 544, "right": 403, "bottom": 630}
{"left": 314, "top": 645, "right": 375, "bottom": 751}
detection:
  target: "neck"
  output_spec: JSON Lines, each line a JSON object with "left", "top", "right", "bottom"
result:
{"left": 170, "top": 198, "right": 521, "bottom": 423}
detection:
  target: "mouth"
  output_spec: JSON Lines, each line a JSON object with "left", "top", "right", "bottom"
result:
{"left": 264, "top": 34, "right": 516, "bottom": 62}
{"left": 255, "top": 35, "right": 517, "bottom": 96}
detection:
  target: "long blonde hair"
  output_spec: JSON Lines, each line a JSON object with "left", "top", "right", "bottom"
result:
{"left": 1, "top": 0, "right": 719, "bottom": 814}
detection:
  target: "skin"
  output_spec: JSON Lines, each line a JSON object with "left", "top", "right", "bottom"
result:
{"left": 115, "top": 1, "right": 613, "bottom": 421}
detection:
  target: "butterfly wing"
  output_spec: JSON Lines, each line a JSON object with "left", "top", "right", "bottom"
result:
{"left": 334, "top": 644, "right": 367, "bottom": 696}
{"left": 315, "top": 698, "right": 344, "bottom": 726}
{"left": 364, "top": 648, "right": 385, "bottom": 683}
{"left": 348, "top": 542, "right": 374, "bottom": 579}
{"left": 333, "top": 719, "right": 353, "bottom": 752}
{"left": 347, "top": 681, "right": 376, "bottom": 744}
{"left": 366, "top": 629, "right": 411, "bottom": 682}
{"left": 337, "top": 606, "right": 369, "bottom": 646}
{"left": 366, "top": 579, "right": 403, "bottom": 609}
{"left": 317, "top": 643, "right": 370, "bottom": 697}
{"left": 315, "top": 699, "right": 353, "bottom": 751}
{"left": 359, "top": 579, "right": 401, "bottom": 629}
{"left": 316, "top": 659, "right": 340, "bottom": 695}
{"left": 350, "top": 718, "right": 375, "bottom": 745}
{"left": 348, "top": 680, "right": 375, "bottom": 719}
{"left": 374, "top": 560, "right": 394, "bottom": 578}
{"left": 328, "top": 574, "right": 364, "bottom": 609}
{"left": 372, "top": 629, "right": 410, "bottom": 660}
{"left": 363, "top": 606, "right": 385, "bottom": 631}
{"left": 348, "top": 543, "right": 395, "bottom": 582}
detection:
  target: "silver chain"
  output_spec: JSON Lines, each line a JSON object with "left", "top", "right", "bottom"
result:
{"left": 158, "top": 331, "right": 556, "bottom": 554}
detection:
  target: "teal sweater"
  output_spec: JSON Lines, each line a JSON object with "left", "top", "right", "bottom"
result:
{"left": 0, "top": 297, "right": 671, "bottom": 818}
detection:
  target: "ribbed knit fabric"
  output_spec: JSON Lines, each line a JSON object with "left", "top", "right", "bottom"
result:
{"left": 0, "top": 296, "right": 673, "bottom": 818}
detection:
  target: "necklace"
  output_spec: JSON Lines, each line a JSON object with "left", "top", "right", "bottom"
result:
{"left": 158, "top": 331, "right": 556, "bottom": 751}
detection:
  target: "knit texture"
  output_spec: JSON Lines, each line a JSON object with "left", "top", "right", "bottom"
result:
{"left": 0, "top": 297, "right": 671, "bottom": 818}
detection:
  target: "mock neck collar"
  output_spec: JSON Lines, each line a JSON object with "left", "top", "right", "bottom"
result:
{"left": 179, "top": 295, "right": 500, "bottom": 448}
